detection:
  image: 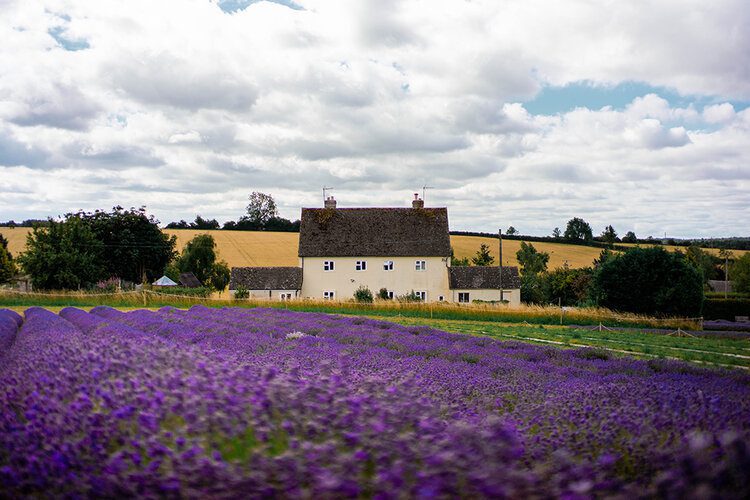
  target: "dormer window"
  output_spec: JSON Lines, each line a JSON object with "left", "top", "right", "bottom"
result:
{"left": 324, "top": 261, "right": 335, "bottom": 271}
{"left": 415, "top": 260, "right": 426, "bottom": 271}
{"left": 356, "top": 260, "right": 367, "bottom": 271}
{"left": 383, "top": 260, "right": 394, "bottom": 271}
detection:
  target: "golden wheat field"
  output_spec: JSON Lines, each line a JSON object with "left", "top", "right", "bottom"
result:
{"left": 2, "top": 226, "right": 745, "bottom": 270}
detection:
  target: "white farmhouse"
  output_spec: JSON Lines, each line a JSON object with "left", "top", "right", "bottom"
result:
{"left": 229, "top": 196, "right": 521, "bottom": 305}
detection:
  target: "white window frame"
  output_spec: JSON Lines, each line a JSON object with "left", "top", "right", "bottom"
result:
{"left": 324, "top": 261, "right": 335, "bottom": 271}
{"left": 458, "top": 292, "right": 470, "bottom": 303}
{"left": 355, "top": 260, "right": 367, "bottom": 271}
{"left": 438, "top": 295, "right": 444, "bottom": 301}
{"left": 386, "top": 291, "right": 394, "bottom": 300}
{"left": 415, "top": 291, "right": 426, "bottom": 301}
{"left": 383, "top": 260, "right": 394, "bottom": 271}
{"left": 323, "top": 290, "right": 335, "bottom": 300}
{"left": 280, "top": 292, "right": 292, "bottom": 301}
{"left": 415, "top": 260, "right": 426, "bottom": 271}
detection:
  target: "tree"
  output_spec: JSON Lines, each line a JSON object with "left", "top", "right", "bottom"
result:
{"left": 601, "top": 225, "right": 618, "bottom": 246}
{"left": 516, "top": 242, "right": 550, "bottom": 304}
{"left": 622, "top": 231, "right": 637, "bottom": 243}
{"left": 244, "top": 192, "right": 278, "bottom": 227}
{"left": 552, "top": 227, "right": 561, "bottom": 239}
{"left": 450, "top": 247, "right": 469, "bottom": 267}
{"left": 471, "top": 243, "right": 495, "bottom": 266}
{"left": 166, "top": 215, "right": 220, "bottom": 230}
{"left": 0, "top": 233, "right": 14, "bottom": 283}
{"left": 506, "top": 226, "right": 518, "bottom": 235}
{"left": 73, "top": 207, "right": 176, "bottom": 283}
{"left": 684, "top": 245, "right": 719, "bottom": 284}
{"left": 545, "top": 267, "right": 594, "bottom": 307}
{"left": 516, "top": 242, "right": 549, "bottom": 276}
{"left": 19, "top": 219, "right": 105, "bottom": 290}
{"left": 174, "top": 234, "right": 230, "bottom": 291}
{"left": 590, "top": 247, "right": 703, "bottom": 317}
{"left": 564, "top": 217, "right": 593, "bottom": 243}
{"left": 732, "top": 253, "right": 750, "bottom": 293}
{"left": 191, "top": 215, "right": 220, "bottom": 230}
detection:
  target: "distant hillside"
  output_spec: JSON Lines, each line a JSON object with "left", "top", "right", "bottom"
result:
{"left": 2, "top": 227, "right": 746, "bottom": 270}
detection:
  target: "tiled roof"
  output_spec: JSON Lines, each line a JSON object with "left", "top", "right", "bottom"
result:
{"left": 298, "top": 207, "right": 451, "bottom": 257}
{"left": 230, "top": 267, "right": 303, "bottom": 290}
{"left": 448, "top": 266, "right": 521, "bottom": 289}
{"left": 179, "top": 272, "right": 202, "bottom": 288}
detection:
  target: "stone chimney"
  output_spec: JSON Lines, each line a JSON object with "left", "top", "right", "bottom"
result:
{"left": 324, "top": 196, "right": 337, "bottom": 209}
{"left": 412, "top": 193, "right": 424, "bottom": 209}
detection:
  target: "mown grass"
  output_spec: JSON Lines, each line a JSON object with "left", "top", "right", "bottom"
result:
{"left": 381, "top": 317, "right": 750, "bottom": 369}
{"left": 0, "top": 290, "right": 700, "bottom": 329}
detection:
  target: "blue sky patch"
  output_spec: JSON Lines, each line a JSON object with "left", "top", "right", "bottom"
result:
{"left": 524, "top": 80, "right": 749, "bottom": 116}
{"left": 48, "top": 26, "right": 89, "bottom": 51}
{"left": 218, "top": 0, "right": 304, "bottom": 13}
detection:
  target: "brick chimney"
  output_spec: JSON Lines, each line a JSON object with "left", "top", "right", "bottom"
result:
{"left": 412, "top": 193, "right": 424, "bottom": 209}
{"left": 324, "top": 196, "right": 337, "bottom": 209}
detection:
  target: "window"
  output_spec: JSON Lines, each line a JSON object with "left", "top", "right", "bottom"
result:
{"left": 415, "top": 291, "right": 426, "bottom": 301}
{"left": 386, "top": 291, "right": 394, "bottom": 300}
{"left": 438, "top": 295, "right": 444, "bottom": 301}
{"left": 323, "top": 291, "right": 335, "bottom": 300}
{"left": 383, "top": 260, "right": 394, "bottom": 271}
{"left": 280, "top": 293, "right": 292, "bottom": 301}
{"left": 356, "top": 260, "right": 367, "bottom": 271}
{"left": 324, "top": 261, "right": 335, "bottom": 271}
{"left": 458, "top": 292, "right": 470, "bottom": 303}
{"left": 415, "top": 260, "right": 426, "bottom": 271}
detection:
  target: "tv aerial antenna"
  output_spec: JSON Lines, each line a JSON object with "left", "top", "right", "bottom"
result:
{"left": 422, "top": 185, "right": 434, "bottom": 202}
{"left": 322, "top": 186, "right": 333, "bottom": 203}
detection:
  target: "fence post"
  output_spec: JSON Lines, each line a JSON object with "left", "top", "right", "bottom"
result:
{"left": 142, "top": 290, "right": 147, "bottom": 307}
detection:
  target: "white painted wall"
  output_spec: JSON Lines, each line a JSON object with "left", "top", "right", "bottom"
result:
{"left": 229, "top": 289, "right": 299, "bottom": 300}
{"left": 300, "top": 256, "right": 451, "bottom": 302}
{"left": 450, "top": 288, "right": 521, "bottom": 307}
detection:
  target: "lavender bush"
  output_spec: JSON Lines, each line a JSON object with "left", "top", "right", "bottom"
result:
{"left": 1, "top": 306, "right": 748, "bottom": 498}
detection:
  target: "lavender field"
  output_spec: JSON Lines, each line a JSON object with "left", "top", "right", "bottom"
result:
{"left": 1, "top": 306, "right": 749, "bottom": 498}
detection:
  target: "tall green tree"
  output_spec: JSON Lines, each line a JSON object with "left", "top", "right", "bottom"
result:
{"left": 244, "top": 192, "right": 279, "bottom": 227}
{"left": 621, "top": 231, "right": 637, "bottom": 243}
{"left": 684, "top": 245, "right": 719, "bottom": 284}
{"left": 516, "top": 242, "right": 549, "bottom": 276}
{"left": 590, "top": 247, "right": 703, "bottom": 316}
{"left": 506, "top": 226, "right": 518, "bottom": 235}
{"left": 564, "top": 217, "right": 593, "bottom": 242}
{"left": 545, "top": 267, "right": 594, "bottom": 306}
{"left": 471, "top": 243, "right": 495, "bottom": 266}
{"left": 175, "top": 234, "right": 230, "bottom": 291}
{"left": 601, "top": 225, "right": 618, "bottom": 246}
{"left": 0, "top": 233, "right": 15, "bottom": 283}
{"left": 73, "top": 207, "right": 176, "bottom": 283}
{"left": 19, "top": 219, "right": 105, "bottom": 290}
{"left": 449, "top": 247, "right": 469, "bottom": 267}
{"left": 732, "top": 253, "right": 750, "bottom": 293}
{"left": 516, "top": 242, "right": 550, "bottom": 304}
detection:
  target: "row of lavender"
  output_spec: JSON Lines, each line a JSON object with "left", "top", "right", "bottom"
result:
{"left": 1, "top": 305, "right": 749, "bottom": 497}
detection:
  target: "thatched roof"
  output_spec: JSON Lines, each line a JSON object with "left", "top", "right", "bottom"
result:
{"left": 298, "top": 207, "right": 451, "bottom": 257}
{"left": 230, "top": 267, "right": 303, "bottom": 290}
{"left": 448, "top": 266, "right": 521, "bottom": 289}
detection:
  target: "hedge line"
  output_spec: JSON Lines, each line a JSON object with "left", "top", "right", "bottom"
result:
{"left": 703, "top": 298, "right": 750, "bottom": 320}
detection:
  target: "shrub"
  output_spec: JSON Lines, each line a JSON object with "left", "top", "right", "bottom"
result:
{"left": 702, "top": 298, "right": 750, "bottom": 320}
{"left": 377, "top": 288, "right": 390, "bottom": 300}
{"left": 233, "top": 286, "right": 250, "bottom": 300}
{"left": 354, "top": 285, "right": 374, "bottom": 303}
{"left": 590, "top": 247, "right": 703, "bottom": 317}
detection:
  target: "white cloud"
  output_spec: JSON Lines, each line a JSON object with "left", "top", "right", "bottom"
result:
{"left": 0, "top": 0, "right": 748, "bottom": 237}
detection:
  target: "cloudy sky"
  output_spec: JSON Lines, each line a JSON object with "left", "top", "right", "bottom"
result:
{"left": 1, "top": 0, "right": 748, "bottom": 238}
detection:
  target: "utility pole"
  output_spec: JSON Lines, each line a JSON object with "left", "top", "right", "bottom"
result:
{"left": 498, "top": 228, "right": 503, "bottom": 301}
